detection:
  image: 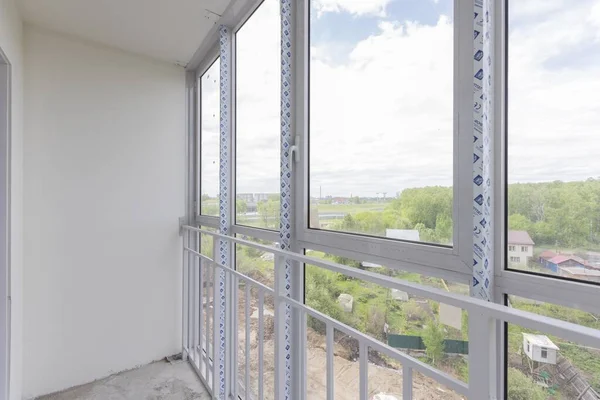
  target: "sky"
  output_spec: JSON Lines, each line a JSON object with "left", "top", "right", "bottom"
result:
{"left": 200, "top": 0, "right": 600, "bottom": 198}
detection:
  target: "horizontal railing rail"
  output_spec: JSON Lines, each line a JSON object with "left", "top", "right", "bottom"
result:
{"left": 181, "top": 225, "right": 600, "bottom": 400}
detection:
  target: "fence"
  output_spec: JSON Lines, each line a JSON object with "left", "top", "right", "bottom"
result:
{"left": 181, "top": 225, "right": 600, "bottom": 400}
{"left": 387, "top": 335, "right": 469, "bottom": 355}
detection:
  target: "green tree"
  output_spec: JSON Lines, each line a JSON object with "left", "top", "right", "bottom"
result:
{"left": 257, "top": 200, "right": 279, "bottom": 229}
{"left": 305, "top": 266, "right": 345, "bottom": 332}
{"left": 505, "top": 178, "right": 600, "bottom": 248}
{"left": 508, "top": 214, "right": 532, "bottom": 232}
{"left": 415, "top": 223, "right": 438, "bottom": 244}
{"left": 236, "top": 199, "right": 248, "bottom": 214}
{"left": 365, "top": 305, "right": 386, "bottom": 340}
{"left": 392, "top": 186, "right": 452, "bottom": 230}
{"left": 507, "top": 368, "right": 546, "bottom": 400}
{"left": 422, "top": 321, "right": 445, "bottom": 365}
{"left": 434, "top": 214, "right": 453, "bottom": 243}
{"left": 202, "top": 204, "right": 218, "bottom": 216}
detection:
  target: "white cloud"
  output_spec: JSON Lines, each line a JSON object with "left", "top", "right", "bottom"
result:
{"left": 201, "top": 0, "right": 281, "bottom": 197}
{"left": 200, "top": 60, "right": 221, "bottom": 198}
{"left": 309, "top": 16, "right": 454, "bottom": 197}
{"left": 509, "top": 0, "right": 566, "bottom": 19}
{"left": 313, "top": 0, "right": 392, "bottom": 17}
{"left": 201, "top": 0, "right": 600, "bottom": 198}
{"left": 507, "top": 0, "right": 600, "bottom": 183}
{"left": 235, "top": 0, "right": 281, "bottom": 195}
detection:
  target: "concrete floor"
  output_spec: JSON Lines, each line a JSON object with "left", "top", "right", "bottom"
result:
{"left": 37, "top": 360, "right": 211, "bottom": 400}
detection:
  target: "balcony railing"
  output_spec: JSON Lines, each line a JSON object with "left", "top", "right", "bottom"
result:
{"left": 181, "top": 225, "right": 600, "bottom": 400}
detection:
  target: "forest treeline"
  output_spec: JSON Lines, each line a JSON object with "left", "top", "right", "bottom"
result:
{"left": 328, "top": 179, "right": 600, "bottom": 249}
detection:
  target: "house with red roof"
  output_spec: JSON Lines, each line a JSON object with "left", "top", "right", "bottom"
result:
{"left": 507, "top": 230, "right": 535, "bottom": 266}
{"left": 538, "top": 250, "right": 557, "bottom": 262}
{"left": 542, "top": 254, "right": 586, "bottom": 273}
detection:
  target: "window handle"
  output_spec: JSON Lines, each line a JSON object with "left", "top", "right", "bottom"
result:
{"left": 288, "top": 135, "right": 300, "bottom": 172}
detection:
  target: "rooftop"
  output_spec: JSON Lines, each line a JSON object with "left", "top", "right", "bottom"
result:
{"left": 539, "top": 250, "right": 557, "bottom": 260}
{"left": 522, "top": 333, "right": 560, "bottom": 350}
{"left": 508, "top": 230, "right": 535, "bottom": 245}
{"left": 548, "top": 255, "right": 586, "bottom": 266}
{"left": 560, "top": 266, "right": 600, "bottom": 277}
{"left": 386, "top": 229, "right": 420, "bottom": 242}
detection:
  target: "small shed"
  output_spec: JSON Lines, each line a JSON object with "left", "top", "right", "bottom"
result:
{"left": 337, "top": 293, "right": 353, "bottom": 313}
{"left": 360, "top": 261, "right": 382, "bottom": 269}
{"left": 522, "top": 333, "right": 559, "bottom": 364}
{"left": 390, "top": 288, "right": 409, "bottom": 302}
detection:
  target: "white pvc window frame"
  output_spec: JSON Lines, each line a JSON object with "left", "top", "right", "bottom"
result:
{"left": 187, "top": 0, "right": 600, "bottom": 310}
{"left": 293, "top": 0, "right": 474, "bottom": 284}
{"left": 231, "top": 1, "right": 282, "bottom": 234}
{"left": 191, "top": 0, "right": 481, "bottom": 285}
{"left": 192, "top": 0, "right": 477, "bottom": 286}
{"left": 196, "top": 45, "right": 221, "bottom": 228}
{"left": 0, "top": 46, "right": 10, "bottom": 400}
{"left": 492, "top": 1, "right": 600, "bottom": 396}
{"left": 185, "top": 0, "right": 600, "bottom": 398}
{"left": 492, "top": 0, "right": 600, "bottom": 317}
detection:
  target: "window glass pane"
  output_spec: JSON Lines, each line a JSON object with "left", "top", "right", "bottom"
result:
{"left": 234, "top": 234, "right": 278, "bottom": 398}
{"left": 304, "top": 249, "right": 470, "bottom": 396}
{"left": 308, "top": 0, "right": 454, "bottom": 245}
{"left": 507, "top": 2, "right": 600, "bottom": 283}
{"left": 506, "top": 295, "right": 600, "bottom": 400}
{"left": 198, "top": 227, "right": 218, "bottom": 366}
{"left": 235, "top": 235, "right": 277, "bottom": 288}
{"left": 236, "top": 285, "right": 275, "bottom": 399}
{"left": 200, "top": 226, "right": 217, "bottom": 258}
{"left": 200, "top": 59, "right": 220, "bottom": 216}
{"left": 235, "top": 0, "right": 281, "bottom": 230}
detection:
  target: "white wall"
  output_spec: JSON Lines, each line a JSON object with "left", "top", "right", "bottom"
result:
{"left": 532, "top": 345, "right": 557, "bottom": 365}
{"left": 0, "top": 0, "right": 23, "bottom": 399}
{"left": 507, "top": 244, "right": 533, "bottom": 265}
{"left": 23, "top": 26, "right": 185, "bottom": 398}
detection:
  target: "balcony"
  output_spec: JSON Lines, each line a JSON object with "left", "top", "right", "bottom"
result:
{"left": 0, "top": 0, "right": 599, "bottom": 399}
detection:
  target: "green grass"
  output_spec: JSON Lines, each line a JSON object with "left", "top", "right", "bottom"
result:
{"left": 394, "top": 271, "right": 422, "bottom": 284}
{"left": 238, "top": 242, "right": 600, "bottom": 390}
{"left": 508, "top": 298, "right": 600, "bottom": 393}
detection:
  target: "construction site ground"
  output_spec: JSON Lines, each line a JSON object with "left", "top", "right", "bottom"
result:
{"left": 235, "top": 290, "right": 465, "bottom": 400}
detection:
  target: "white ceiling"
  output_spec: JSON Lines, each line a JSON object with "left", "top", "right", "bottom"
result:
{"left": 18, "top": 0, "right": 230, "bottom": 66}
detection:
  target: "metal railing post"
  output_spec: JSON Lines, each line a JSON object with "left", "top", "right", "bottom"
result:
{"left": 274, "top": 254, "right": 287, "bottom": 400}
{"left": 213, "top": 238, "right": 221, "bottom": 397}
{"left": 181, "top": 226, "right": 600, "bottom": 400}
{"left": 403, "top": 365, "right": 412, "bottom": 400}
{"left": 468, "top": 312, "right": 498, "bottom": 399}
{"left": 229, "top": 271, "right": 239, "bottom": 399}
{"left": 182, "top": 223, "right": 189, "bottom": 361}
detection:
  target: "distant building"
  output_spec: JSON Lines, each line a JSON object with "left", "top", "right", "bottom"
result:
{"left": 236, "top": 193, "right": 276, "bottom": 203}
{"left": 538, "top": 250, "right": 557, "bottom": 264}
{"left": 254, "top": 193, "right": 272, "bottom": 202}
{"left": 507, "top": 230, "right": 534, "bottom": 265}
{"left": 331, "top": 197, "right": 349, "bottom": 204}
{"left": 237, "top": 193, "right": 255, "bottom": 203}
{"left": 386, "top": 229, "right": 420, "bottom": 242}
{"left": 246, "top": 202, "right": 257, "bottom": 213}
{"left": 558, "top": 266, "right": 600, "bottom": 283}
{"left": 522, "top": 333, "right": 559, "bottom": 365}
{"left": 542, "top": 254, "right": 586, "bottom": 273}
{"left": 585, "top": 251, "right": 600, "bottom": 268}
